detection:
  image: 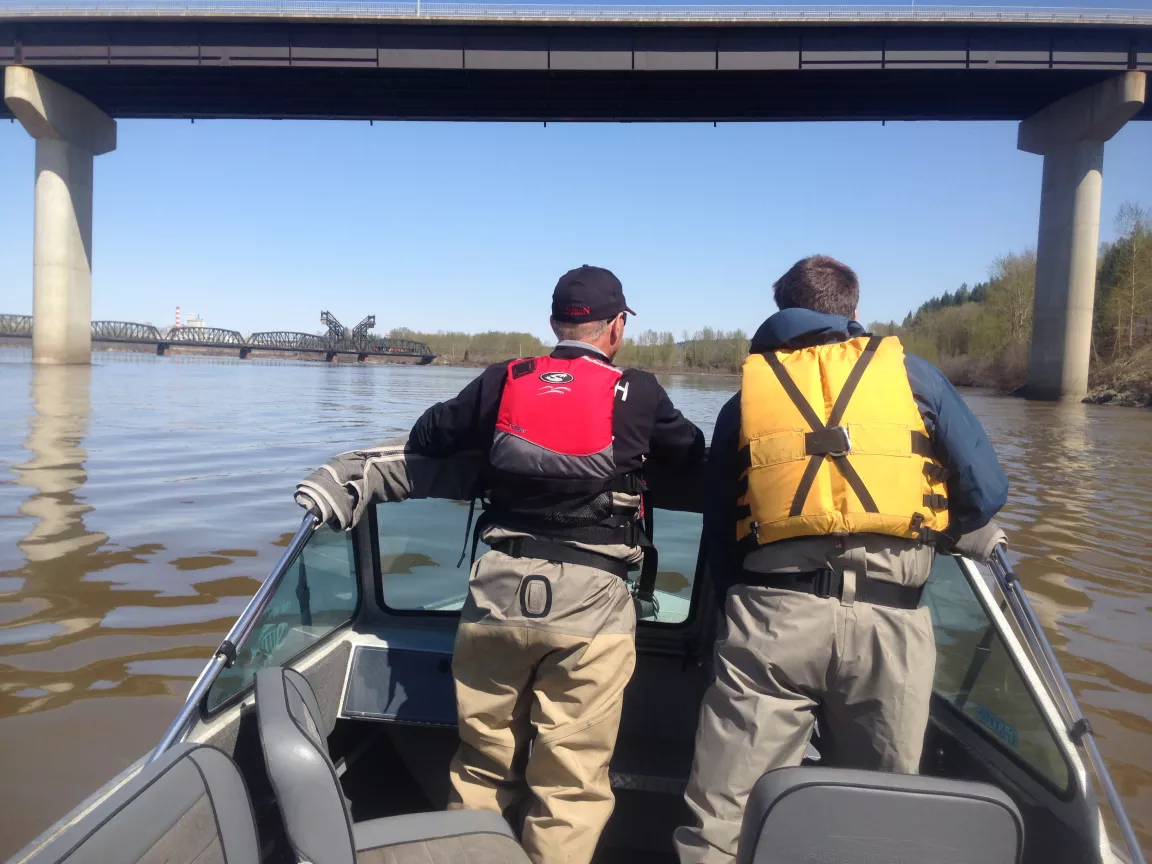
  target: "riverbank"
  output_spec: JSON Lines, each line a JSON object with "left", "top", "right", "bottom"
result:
{"left": 1083, "top": 346, "right": 1152, "bottom": 407}
{"left": 908, "top": 346, "right": 1152, "bottom": 408}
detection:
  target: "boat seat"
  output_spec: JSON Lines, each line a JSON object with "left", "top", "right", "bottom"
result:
{"left": 21, "top": 743, "right": 258, "bottom": 864}
{"left": 255, "top": 666, "right": 530, "bottom": 864}
{"left": 737, "top": 767, "right": 1024, "bottom": 864}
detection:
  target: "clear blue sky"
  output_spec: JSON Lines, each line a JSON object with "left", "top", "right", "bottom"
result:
{"left": 2, "top": 116, "right": 1150, "bottom": 344}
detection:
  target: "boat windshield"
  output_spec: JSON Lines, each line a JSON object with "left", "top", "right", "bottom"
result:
{"left": 205, "top": 524, "right": 358, "bottom": 712}
{"left": 375, "top": 499, "right": 702, "bottom": 625}
{"left": 923, "top": 553, "right": 1071, "bottom": 793}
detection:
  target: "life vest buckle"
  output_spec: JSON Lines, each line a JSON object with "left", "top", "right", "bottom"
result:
{"left": 805, "top": 425, "right": 852, "bottom": 458}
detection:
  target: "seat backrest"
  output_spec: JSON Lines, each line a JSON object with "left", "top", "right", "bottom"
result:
{"left": 737, "top": 767, "right": 1024, "bottom": 864}
{"left": 254, "top": 665, "right": 355, "bottom": 864}
{"left": 22, "top": 743, "right": 258, "bottom": 864}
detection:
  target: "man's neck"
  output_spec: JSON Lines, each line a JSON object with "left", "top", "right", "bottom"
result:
{"left": 555, "top": 339, "right": 610, "bottom": 359}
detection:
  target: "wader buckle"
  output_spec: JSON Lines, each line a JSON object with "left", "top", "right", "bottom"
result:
{"left": 805, "top": 425, "right": 852, "bottom": 458}
{"left": 812, "top": 567, "right": 841, "bottom": 599}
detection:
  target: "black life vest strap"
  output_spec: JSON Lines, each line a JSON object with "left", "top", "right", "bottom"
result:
{"left": 762, "top": 335, "right": 883, "bottom": 518}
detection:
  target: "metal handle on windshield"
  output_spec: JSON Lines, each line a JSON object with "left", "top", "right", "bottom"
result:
{"left": 149, "top": 514, "right": 319, "bottom": 762}
{"left": 988, "top": 544, "right": 1146, "bottom": 864}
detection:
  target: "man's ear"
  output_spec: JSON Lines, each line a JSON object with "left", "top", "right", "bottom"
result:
{"left": 612, "top": 316, "right": 625, "bottom": 344}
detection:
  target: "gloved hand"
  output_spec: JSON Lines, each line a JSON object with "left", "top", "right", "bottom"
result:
{"left": 295, "top": 465, "right": 359, "bottom": 530}
{"left": 953, "top": 521, "right": 1008, "bottom": 565}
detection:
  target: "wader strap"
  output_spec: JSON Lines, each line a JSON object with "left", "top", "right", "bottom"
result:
{"left": 765, "top": 335, "right": 883, "bottom": 517}
{"left": 456, "top": 497, "right": 479, "bottom": 568}
{"left": 490, "top": 537, "right": 630, "bottom": 580}
{"left": 634, "top": 493, "right": 660, "bottom": 617}
{"left": 739, "top": 568, "right": 922, "bottom": 610}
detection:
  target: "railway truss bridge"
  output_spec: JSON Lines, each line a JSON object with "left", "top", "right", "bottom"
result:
{"left": 0, "top": 314, "right": 436, "bottom": 363}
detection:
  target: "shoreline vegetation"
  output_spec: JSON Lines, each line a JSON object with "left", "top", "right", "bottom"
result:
{"left": 393, "top": 203, "right": 1152, "bottom": 408}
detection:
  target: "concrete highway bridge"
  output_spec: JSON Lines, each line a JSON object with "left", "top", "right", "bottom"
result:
{"left": 2, "top": 2, "right": 1150, "bottom": 398}
{"left": 0, "top": 313, "right": 437, "bottom": 361}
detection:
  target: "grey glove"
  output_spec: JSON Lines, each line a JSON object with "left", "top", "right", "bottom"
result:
{"left": 295, "top": 464, "right": 357, "bottom": 530}
{"left": 953, "top": 521, "right": 1008, "bottom": 566}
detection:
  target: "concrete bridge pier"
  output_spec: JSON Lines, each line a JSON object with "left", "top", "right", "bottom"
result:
{"left": 1018, "top": 72, "right": 1146, "bottom": 401}
{"left": 3, "top": 67, "right": 116, "bottom": 365}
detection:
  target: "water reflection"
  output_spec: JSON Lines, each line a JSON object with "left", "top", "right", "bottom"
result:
{"left": 14, "top": 365, "right": 105, "bottom": 563}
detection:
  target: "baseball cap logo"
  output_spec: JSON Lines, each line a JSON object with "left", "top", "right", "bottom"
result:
{"left": 540, "top": 371, "right": 574, "bottom": 384}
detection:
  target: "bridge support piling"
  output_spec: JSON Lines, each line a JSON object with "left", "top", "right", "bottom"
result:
{"left": 3, "top": 67, "right": 116, "bottom": 365}
{"left": 1018, "top": 72, "right": 1145, "bottom": 401}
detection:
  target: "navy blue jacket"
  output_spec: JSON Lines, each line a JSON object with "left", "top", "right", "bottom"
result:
{"left": 705, "top": 309, "right": 1009, "bottom": 599}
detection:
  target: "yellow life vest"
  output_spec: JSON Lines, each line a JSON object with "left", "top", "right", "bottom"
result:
{"left": 737, "top": 334, "right": 950, "bottom": 547}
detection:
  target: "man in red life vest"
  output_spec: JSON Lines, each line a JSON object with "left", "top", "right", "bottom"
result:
{"left": 409, "top": 265, "right": 705, "bottom": 864}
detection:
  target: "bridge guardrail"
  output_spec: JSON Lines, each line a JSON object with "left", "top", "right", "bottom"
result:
{"left": 1, "top": 1, "right": 1151, "bottom": 25}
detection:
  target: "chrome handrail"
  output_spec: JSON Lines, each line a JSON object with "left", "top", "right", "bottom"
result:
{"left": 988, "top": 544, "right": 1146, "bottom": 864}
{"left": 149, "top": 514, "right": 319, "bottom": 761}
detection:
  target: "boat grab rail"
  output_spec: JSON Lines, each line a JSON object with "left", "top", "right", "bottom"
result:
{"left": 150, "top": 514, "right": 319, "bottom": 762}
{"left": 988, "top": 543, "right": 1146, "bottom": 864}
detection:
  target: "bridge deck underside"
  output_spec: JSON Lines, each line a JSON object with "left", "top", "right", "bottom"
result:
{"left": 1, "top": 21, "right": 1149, "bottom": 121}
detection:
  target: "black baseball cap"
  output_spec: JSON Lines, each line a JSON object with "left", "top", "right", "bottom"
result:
{"left": 552, "top": 265, "right": 637, "bottom": 323}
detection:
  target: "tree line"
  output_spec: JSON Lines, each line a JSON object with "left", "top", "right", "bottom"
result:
{"left": 386, "top": 325, "right": 752, "bottom": 373}
{"left": 871, "top": 203, "right": 1152, "bottom": 391}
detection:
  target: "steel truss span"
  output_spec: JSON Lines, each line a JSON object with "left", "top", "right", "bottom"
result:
{"left": 0, "top": 314, "right": 33, "bottom": 336}
{"left": 371, "top": 338, "right": 435, "bottom": 356}
{"left": 248, "top": 331, "right": 330, "bottom": 351}
{"left": 92, "top": 320, "right": 164, "bottom": 341}
{"left": 166, "top": 326, "right": 246, "bottom": 345}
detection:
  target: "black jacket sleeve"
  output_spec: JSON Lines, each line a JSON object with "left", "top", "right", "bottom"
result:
{"left": 408, "top": 363, "right": 507, "bottom": 456}
{"left": 649, "top": 381, "right": 707, "bottom": 471}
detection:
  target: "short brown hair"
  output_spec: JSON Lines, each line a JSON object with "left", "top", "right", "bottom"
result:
{"left": 773, "top": 256, "right": 859, "bottom": 318}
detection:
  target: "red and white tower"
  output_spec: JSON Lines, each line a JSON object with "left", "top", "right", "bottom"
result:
{"left": 175, "top": 306, "right": 181, "bottom": 328}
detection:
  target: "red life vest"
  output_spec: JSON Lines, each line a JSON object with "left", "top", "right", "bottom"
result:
{"left": 485, "top": 354, "right": 642, "bottom": 545}
{"left": 490, "top": 354, "right": 621, "bottom": 488}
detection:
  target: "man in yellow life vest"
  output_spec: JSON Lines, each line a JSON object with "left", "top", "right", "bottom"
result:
{"left": 674, "top": 255, "right": 1009, "bottom": 864}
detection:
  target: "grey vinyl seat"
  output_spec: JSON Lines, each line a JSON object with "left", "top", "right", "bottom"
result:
{"left": 736, "top": 767, "right": 1024, "bottom": 864}
{"left": 21, "top": 743, "right": 258, "bottom": 864}
{"left": 254, "top": 666, "right": 530, "bottom": 864}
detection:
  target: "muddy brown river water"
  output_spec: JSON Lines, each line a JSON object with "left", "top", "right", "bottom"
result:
{"left": 0, "top": 349, "right": 1148, "bottom": 858}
